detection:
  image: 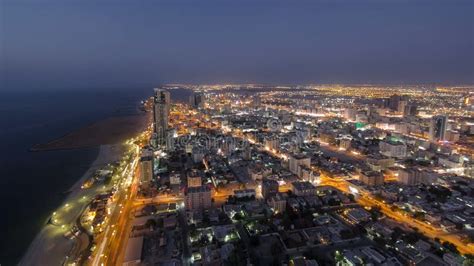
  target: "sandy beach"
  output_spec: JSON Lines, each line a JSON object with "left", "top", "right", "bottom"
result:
{"left": 31, "top": 113, "right": 151, "bottom": 152}
{"left": 19, "top": 144, "right": 124, "bottom": 266}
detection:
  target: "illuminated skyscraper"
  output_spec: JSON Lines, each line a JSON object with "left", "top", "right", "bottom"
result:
{"left": 153, "top": 88, "right": 171, "bottom": 146}
{"left": 189, "top": 92, "right": 204, "bottom": 108}
{"left": 429, "top": 115, "right": 447, "bottom": 142}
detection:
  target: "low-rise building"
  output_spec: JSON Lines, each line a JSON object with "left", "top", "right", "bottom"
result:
{"left": 262, "top": 179, "right": 279, "bottom": 199}
{"left": 289, "top": 154, "right": 311, "bottom": 178}
{"left": 187, "top": 170, "right": 203, "bottom": 188}
{"left": 291, "top": 181, "right": 316, "bottom": 196}
{"left": 339, "top": 137, "right": 352, "bottom": 150}
{"left": 140, "top": 149, "right": 154, "bottom": 183}
{"left": 185, "top": 186, "right": 212, "bottom": 210}
{"left": 234, "top": 189, "right": 256, "bottom": 199}
{"left": 367, "top": 156, "right": 395, "bottom": 171}
{"left": 123, "top": 236, "right": 144, "bottom": 266}
{"left": 268, "top": 193, "right": 286, "bottom": 214}
{"left": 398, "top": 169, "right": 422, "bottom": 186}
{"left": 345, "top": 208, "right": 371, "bottom": 224}
{"left": 379, "top": 140, "right": 407, "bottom": 159}
{"left": 359, "top": 171, "right": 384, "bottom": 186}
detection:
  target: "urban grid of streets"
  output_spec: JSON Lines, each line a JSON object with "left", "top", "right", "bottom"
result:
{"left": 53, "top": 85, "right": 474, "bottom": 265}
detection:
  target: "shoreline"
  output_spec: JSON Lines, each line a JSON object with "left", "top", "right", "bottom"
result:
{"left": 67, "top": 144, "right": 125, "bottom": 193}
{"left": 30, "top": 113, "right": 150, "bottom": 152}
{"left": 19, "top": 144, "right": 124, "bottom": 266}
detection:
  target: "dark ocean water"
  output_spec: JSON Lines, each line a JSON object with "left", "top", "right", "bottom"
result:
{"left": 0, "top": 88, "right": 192, "bottom": 265}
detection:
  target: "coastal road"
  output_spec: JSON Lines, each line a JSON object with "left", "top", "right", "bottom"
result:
{"left": 90, "top": 146, "right": 140, "bottom": 266}
{"left": 19, "top": 145, "right": 124, "bottom": 266}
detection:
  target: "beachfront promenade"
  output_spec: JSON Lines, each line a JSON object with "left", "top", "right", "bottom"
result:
{"left": 19, "top": 144, "right": 126, "bottom": 266}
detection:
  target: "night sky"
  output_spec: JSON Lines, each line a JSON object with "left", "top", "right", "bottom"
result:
{"left": 1, "top": 0, "right": 473, "bottom": 90}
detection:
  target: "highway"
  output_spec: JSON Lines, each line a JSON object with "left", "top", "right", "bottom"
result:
{"left": 90, "top": 145, "right": 140, "bottom": 266}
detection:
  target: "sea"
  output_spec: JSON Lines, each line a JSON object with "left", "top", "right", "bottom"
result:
{"left": 0, "top": 88, "right": 192, "bottom": 265}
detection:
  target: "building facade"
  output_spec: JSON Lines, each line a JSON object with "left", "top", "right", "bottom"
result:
{"left": 359, "top": 171, "right": 384, "bottom": 186}
{"left": 291, "top": 181, "right": 316, "bottom": 196}
{"left": 262, "top": 179, "right": 279, "bottom": 199}
{"left": 429, "top": 115, "right": 447, "bottom": 142}
{"left": 379, "top": 140, "right": 407, "bottom": 159}
{"left": 187, "top": 176, "right": 202, "bottom": 188}
{"left": 289, "top": 154, "right": 311, "bottom": 178}
{"left": 185, "top": 186, "right": 212, "bottom": 210}
{"left": 153, "top": 88, "right": 171, "bottom": 146}
{"left": 268, "top": 193, "right": 286, "bottom": 214}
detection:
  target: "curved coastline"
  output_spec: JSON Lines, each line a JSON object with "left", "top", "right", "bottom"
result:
{"left": 19, "top": 144, "right": 124, "bottom": 266}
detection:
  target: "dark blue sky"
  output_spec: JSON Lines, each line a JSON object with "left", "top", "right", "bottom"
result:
{"left": 1, "top": 0, "right": 473, "bottom": 90}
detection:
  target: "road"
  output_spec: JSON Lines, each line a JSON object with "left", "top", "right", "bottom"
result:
{"left": 90, "top": 145, "right": 140, "bottom": 266}
{"left": 229, "top": 113, "right": 473, "bottom": 255}
{"left": 19, "top": 145, "right": 126, "bottom": 266}
{"left": 317, "top": 140, "right": 365, "bottom": 162}
{"left": 318, "top": 175, "right": 474, "bottom": 255}
{"left": 91, "top": 105, "right": 473, "bottom": 265}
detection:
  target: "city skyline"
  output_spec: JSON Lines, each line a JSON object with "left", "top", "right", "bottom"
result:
{"left": 1, "top": 0, "right": 473, "bottom": 265}
{"left": 6, "top": 84, "right": 474, "bottom": 265}
{"left": 1, "top": 0, "right": 473, "bottom": 91}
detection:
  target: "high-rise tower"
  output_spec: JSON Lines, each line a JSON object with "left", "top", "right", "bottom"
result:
{"left": 153, "top": 88, "right": 171, "bottom": 146}
{"left": 429, "top": 115, "right": 447, "bottom": 142}
{"left": 189, "top": 92, "right": 204, "bottom": 108}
